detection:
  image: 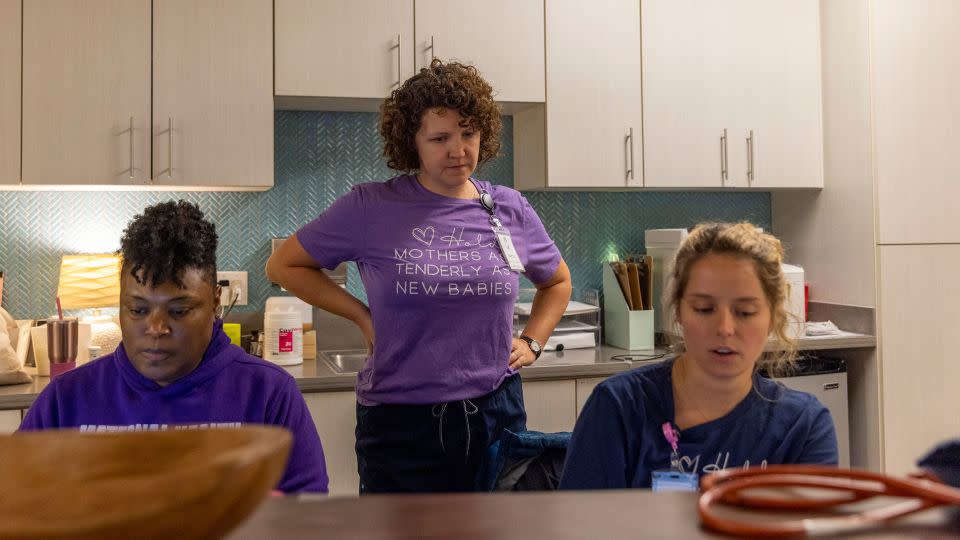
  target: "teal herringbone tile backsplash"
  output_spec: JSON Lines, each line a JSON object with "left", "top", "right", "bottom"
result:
{"left": 0, "top": 111, "right": 769, "bottom": 319}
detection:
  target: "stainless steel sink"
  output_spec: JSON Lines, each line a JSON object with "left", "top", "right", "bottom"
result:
{"left": 319, "top": 349, "right": 368, "bottom": 374}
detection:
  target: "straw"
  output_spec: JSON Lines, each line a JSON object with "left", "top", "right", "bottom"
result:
{"left": 55, "top": 296, "right": 63, "bottom": 320}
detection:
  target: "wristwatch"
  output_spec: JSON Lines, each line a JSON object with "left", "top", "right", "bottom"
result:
{"left": 519, "top": 335, "right": 543, "bottom": 359}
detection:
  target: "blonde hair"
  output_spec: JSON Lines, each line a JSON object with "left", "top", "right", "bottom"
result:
{"left": 664, "top": 222, "right": 797, "bottom": 375}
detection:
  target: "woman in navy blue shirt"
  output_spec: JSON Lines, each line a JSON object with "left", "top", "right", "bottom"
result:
{"left": 561, "top": 222, "right": 838, "bottom": 490}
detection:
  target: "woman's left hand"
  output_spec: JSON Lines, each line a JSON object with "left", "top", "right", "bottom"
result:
{"left": 509, "top": 337, "right": 538, "bottom": 370}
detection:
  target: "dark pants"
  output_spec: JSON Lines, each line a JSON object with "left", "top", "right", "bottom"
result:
{"left": 355, "top": 374, "right": 526, "bottom": 493}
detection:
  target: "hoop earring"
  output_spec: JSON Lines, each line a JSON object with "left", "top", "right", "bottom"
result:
{"left": 215, "top": 305, "right": 224, "bottom": 319}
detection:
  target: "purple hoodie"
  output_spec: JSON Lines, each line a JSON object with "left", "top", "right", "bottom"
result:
{"left": 20, "top": 321, "right": 328, "bottom": 493}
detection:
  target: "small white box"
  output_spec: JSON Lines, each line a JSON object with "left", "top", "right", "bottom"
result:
{"left": 781, "top": 263, "right": 805, "bottom": 338}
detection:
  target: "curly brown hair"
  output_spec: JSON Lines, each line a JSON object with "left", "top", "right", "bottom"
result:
{"left": 379, "top": 58, "right": 502, "bottom": 172}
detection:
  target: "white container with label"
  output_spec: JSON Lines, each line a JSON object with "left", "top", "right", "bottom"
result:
{"left": 263, "top": 309, "right": 303, "bottom": 366}
{"left": 265, "top": 296, "right": 313, "bottom": 331}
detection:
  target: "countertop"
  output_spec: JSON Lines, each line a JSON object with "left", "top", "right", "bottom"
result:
{"left": 228, "top": 490, "right": 958, "bottom": 539}
{"left": 0, "top": 332, "right": 875, "bottom": 410}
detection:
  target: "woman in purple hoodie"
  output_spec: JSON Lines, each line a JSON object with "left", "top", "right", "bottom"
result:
{"left": 21, "top": 200, "right": 329, "bottom": 494}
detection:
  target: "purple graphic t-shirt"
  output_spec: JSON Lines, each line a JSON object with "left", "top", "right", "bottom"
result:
{"left": 297, "top": 175, "right": 561, "bottom": 405}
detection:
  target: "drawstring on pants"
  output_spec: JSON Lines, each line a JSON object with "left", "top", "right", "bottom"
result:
{"left": 432, "top": 399, "right": 480, "bottom": 463}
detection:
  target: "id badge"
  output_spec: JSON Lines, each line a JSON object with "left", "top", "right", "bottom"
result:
{"left": 651, "top": 470, "right": 698, "bottom": 492}
{"left": 491, "top": 223, "right": 525, "bottom": 273}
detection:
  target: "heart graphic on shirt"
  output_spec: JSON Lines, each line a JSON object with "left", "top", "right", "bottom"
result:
{"left": 412, "top": 226, "right": 435, "bottom": 246}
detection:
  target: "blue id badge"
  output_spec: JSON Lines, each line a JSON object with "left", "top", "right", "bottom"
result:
{"left": 651, "top": 470, "right": 699, "bottom": 492}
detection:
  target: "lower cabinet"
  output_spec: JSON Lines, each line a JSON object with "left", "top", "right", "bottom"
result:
{"left": 575, "top": 377, "right": 607, "bottom": 417}
{"left": 300, "top": 376, "right": 615, "bottom": 495}
{"left": 302, "top": 391, "right": 360, "bottom": 497}
{"left": 522, "top": 380, "right": 578, "bottom": 433}
{"left": 0, "top": 409, "right": 22, "bottom": 433}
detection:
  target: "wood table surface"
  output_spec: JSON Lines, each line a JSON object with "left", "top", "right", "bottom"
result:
{"left": 228, "top": 490, "right": 960, "bottom": 539}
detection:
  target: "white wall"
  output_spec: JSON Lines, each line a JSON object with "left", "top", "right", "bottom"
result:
{"left": 771, "top": 0, "right": 882, "bottom": 471}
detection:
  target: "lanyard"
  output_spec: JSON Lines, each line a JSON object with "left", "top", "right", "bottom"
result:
{"left": 662, "top": 421, "right": 680, "bottom": 471}
{"left": 469, "top": 179, "right": 525, "bottom": 273}
{"left": 470, "top": 178, "right": 500, "bottom": 226}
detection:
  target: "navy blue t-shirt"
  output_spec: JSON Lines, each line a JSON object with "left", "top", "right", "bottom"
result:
{"left": 560, "top": 358, "right": 838, "bottom": 490}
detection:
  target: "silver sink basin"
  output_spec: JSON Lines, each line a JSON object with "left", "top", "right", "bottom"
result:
{"left": 319, "top": 349, "right": 368, "bottom": 374}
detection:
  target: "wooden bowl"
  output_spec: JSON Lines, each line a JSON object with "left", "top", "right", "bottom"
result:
{"left": 0, "top": 426, "right": 291, "bottom": 540}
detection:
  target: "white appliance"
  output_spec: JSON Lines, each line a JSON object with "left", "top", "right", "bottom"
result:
{"left": 771, "top": 357, "right": 850, "bottom": 468}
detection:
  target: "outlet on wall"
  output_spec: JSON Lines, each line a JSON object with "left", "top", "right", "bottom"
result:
{"left": 216, "top": 271, "right": 248, "bottom": 306}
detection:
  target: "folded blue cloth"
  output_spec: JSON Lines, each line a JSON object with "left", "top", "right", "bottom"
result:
{"left": 478, "top": 429, "right": 571, "bottom": 491}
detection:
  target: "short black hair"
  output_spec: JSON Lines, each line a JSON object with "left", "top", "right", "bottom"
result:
{"left": 119, "top": 200, "right": 218, "bottom": 289}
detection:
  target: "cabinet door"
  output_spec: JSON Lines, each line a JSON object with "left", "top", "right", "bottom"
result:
{"left": 545, "top": 0, "right": 642, "bottom": 188}
{"left": 153, "top": 0, "right": 273, "bottom": 188}
{"left": 0, "top": 0, "right": 19, "bottom": 185}
{"left": 878, "top": 245, "right": 960, "bottom": 475}
{"left": 873, "top": 0, "right": 960, "bottom": 243}
{"left": 415, "top": 0, "right": 544, "bottom": 103}
{"left": 739, "top": 0, "right": 822, "bottom": 188}
{"left": 22, "top": 0, "right": 150, "bottom": 185}
{"left": 275, "top": 0, "right": 414, "bottom": 99}
{"left": 0, "top": 410, "right": 21, "bottom": 433}
{"left": 303, "top": 391, "right": 359, "bottom": 497}
{"left": 575, "top": 377, "right": 607, "bottom": 417}
{"left": 643, "top": 0, "right": 822, "bottom": 189}
{"left": 523, "top": 380, "right": 576, "bottom": 433}
{"left": 641, "top": 0, "right": 729, "bottom": 188}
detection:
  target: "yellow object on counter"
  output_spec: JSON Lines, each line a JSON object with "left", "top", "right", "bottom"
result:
{"left": 223, "top": 323, "right": 241, "bottom": 346}
{"left": 302, "top": 330, "right": 316, "bottom": 360}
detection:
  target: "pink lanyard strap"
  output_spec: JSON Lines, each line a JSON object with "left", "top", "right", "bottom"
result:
{"left": 662, "top": 422, "right": 680, "bottom": 470}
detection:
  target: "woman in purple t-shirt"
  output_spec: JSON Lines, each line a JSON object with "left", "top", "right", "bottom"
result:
{"left": 267, "top": 59, "right": 572, "bottom": 493}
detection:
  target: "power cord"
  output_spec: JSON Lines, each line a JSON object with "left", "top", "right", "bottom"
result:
{"left": 223, "top": 286, "right": 241, "bottom": 319}
{"left": 610, "top": 352, "right": 668, "bottom": 362}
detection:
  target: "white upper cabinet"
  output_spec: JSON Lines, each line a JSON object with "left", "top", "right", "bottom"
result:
{"left": 740, "top": 0, "right": 823, "bottom": 189}
{"left": 642, "top": 0, "right": 823, "bottom": 189}
{"left": 0, "top": 0, "right": 20, "bottom": 185}
{"left": 641, "top": 0, "right": 729, "bottom": 188}
{"left": 22, "top": 0, "right": 151, "bottom": 186}
{"left": 275, "top": 0, "right": 544, "bottom": 103}
{"left": 520, "top": 0, "right": 642, "bottom": 189}
{"left": 415, "top": 0, "right": 545, "bottom": 103}
{"left": 20, "top": 0, "right": 272, "bottom": 189}
{"left": 872, "top": 0, "right": 960, "bottom": 244}
{"left": 275, "top": 0, "right": 414, "bottom": 99}
{"left": 153, "top": 0, "right": 273, "bottom": 187}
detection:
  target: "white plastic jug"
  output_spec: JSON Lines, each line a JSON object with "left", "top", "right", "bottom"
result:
{"left": 263, "top": 303, "right": 303, "bottom": 366}
{"left": 265, "top": 296, "right": 313, "bottom": 331}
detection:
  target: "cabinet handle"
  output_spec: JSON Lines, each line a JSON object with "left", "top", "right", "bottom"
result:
{"left": 746, "top": 129, "right": 754, "bottom": 184}
{"left": 426, "top": 35, "right": 435, "bottom": 62}
{"left": 392, "top": 33, "right": 402, "bottom": 87}
{"left": 127, "top": 116, "right": 135, "bottom": 179}
{"left": 156, "top": 117, "right": 174, "bottom": 180}
{"left": 624, "top": 127, "right": 634, "bottom": 182}
{"left": 167, "top": 117, "right": 173, "bottom": 179}
{"left": 720, "top": 129, "right": 728, "bottom": 184}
